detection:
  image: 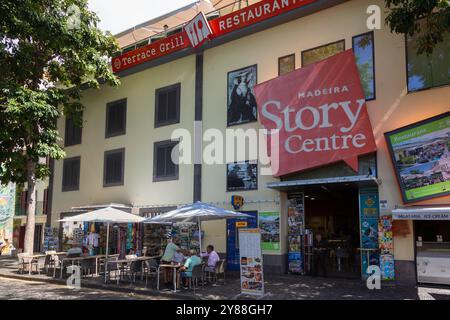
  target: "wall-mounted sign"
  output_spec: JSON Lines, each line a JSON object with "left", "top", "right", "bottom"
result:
{"left": 385, "top": 112, "right": 450, "bottom": 203}
{"left": 236, "top": 221, "right": 248, "bottom": 228}
{"left": 112, "top": 0, "right": 319, "bottom": 73}
{"left": 209, "top": 0, "right": 317, "bottom": 36}
{"left": 184, "top": 12, "right": 213, "bottom": 48}
{"left": 258, "top": 212, "right": 280, "bottom": 251}
{"left": 254, "top": 50, "right": 377, "bottom": 176}
{"left": 112, "top": 33, "right": 189, "bottom": 73}
{"left": 231, "top": 195, "right": 245, "bottom": 210}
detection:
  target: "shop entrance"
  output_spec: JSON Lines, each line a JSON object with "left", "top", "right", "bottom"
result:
{"left": 299, "top": 184, "right": 361, "bottom": 278}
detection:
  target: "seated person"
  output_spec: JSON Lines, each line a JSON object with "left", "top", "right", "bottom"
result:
{"left": 177, "top": 249, "right": 202, "bottom": 289}
{"left": 200, "top": 245, "right": 220, "bottom": 272}
{"left": 172, "top": 250, "right": 185, "bottom": 264}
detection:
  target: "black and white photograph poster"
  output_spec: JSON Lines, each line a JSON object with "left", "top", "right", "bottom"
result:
{"left": 227, "top": 65, "right": 258, "bottom": 126}
{"left": 227, "top": 161, "right": 258, "bottom": 191}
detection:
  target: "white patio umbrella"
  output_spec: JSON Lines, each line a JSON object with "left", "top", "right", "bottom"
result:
{"left": 59, "top": 207, "right": 144, "bottom": 282}
{"left": 143, "top": 201, "right": 253, "bottom": 252}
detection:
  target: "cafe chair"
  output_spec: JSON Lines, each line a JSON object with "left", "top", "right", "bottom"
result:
{"left": 52, "top": 254, "right": 66, "bottom": 278}
{"left": 81, "top": 259, "right": 95, "bottom": 278}
{"left": 144, "top": 258, "right": 160, "bottom": 288}
{"left": 191, "top": 264, "right": 206, "bottom": 295}
{"left": 129, "top": 260, "right": 142, "bottom": 284}
{"left": 206, "top": 259, "right": 226, "bottom": 284}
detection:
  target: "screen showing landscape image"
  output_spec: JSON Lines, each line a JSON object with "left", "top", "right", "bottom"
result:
{"left": 386, "top": 113, "right": 450, "bottom": 202}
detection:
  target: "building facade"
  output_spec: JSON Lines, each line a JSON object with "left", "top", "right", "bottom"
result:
{"left": 47, "top": 0, "right": 450, "bottom": 285}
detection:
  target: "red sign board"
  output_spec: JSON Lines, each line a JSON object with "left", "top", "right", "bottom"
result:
{"left": 112, "top": 33, "right": 190, "bottom": 73}
{"left": 209, "top": 0, "right": 317, "bottom": 36}
{"left": 254, "top": 50, "right": 377, "bottom": 177}
{"left": 112, "top": 0, "right": 319, "bottom": 73}
{"left": 184, "top": 12, "right": 213, "bottom": 48}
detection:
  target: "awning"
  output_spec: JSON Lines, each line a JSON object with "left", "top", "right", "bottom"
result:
{"left": 267, "top": 175, "right": 380, "bottom": 191}
{"left": 392, "top": 207, "right": 450, "bottom": 220}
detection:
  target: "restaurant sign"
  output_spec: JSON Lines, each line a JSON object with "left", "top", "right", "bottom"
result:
{"left": 254, "top": 50, "right": 377, "bottom": 177}
{"left": 112, "top": 0, "right": 318, "bottom": 73}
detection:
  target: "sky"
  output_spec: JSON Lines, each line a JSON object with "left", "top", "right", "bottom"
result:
{"left": 88, "top": 0, "right": 196, "bottom": 35}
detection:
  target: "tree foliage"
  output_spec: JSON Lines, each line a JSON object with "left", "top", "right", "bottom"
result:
{"left": 0, "top": 0, "right": 119, "bottom": 185}
{"left": 385, "top": 0, "right": 450, "bottom": 55}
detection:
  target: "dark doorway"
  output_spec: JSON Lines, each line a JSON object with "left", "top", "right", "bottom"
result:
{"left": 34, "top": 224, "right": 42, "bottom": 253}
{"left": 303, "top": 184, "right": 361, "bottom": 278}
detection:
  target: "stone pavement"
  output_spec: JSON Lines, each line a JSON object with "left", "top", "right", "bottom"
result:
{"left": 1, "top": 256, "right": 449, "bottom": 300}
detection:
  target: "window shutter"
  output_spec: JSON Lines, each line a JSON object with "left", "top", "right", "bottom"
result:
{"left": 43, "top": 189, "right": 49, "bottom": 215}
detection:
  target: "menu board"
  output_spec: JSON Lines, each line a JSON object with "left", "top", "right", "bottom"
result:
{"left": 378, "top": 216, "right": 395, "bottom": 280}
{"left": 385, "top": 112, "right": 450, "bottom": 203}
{"left": 287, "top": 195, "right": 304, "bottom": 273}
{"left": 239, "top": 228, "right": 264, "bottom": 296}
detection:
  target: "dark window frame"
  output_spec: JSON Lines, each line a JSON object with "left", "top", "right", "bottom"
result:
{"left": 301, "top": 39, "right": 346, "bottom": 67}
{"left": 64, "top": 112, "right": 83, "bottom": 147}
{"left": 105, "top": 98, "right": 127, "bottom": 138}
{"left": 404, "top": 32, "right": 450, "bottom": 94}
{"left": 62, "top": 156, "right": 81, "bottom": 192}
{"left": 352, "top": 31, "right": 377, "bottom": 101}
{"left": 154, "top": 83, "right": 181, "bottom": 128}
{"left": 153, "top": 140, "right": 179, "bottom": 182}
{"left": 103, "top": 148, "right": 125, "bottom": 188}
{"left": 278, "top": 53, "right": 296, "bottom": 76}
{"left": 226, "top": 160, "right": 258, "bottom": 192}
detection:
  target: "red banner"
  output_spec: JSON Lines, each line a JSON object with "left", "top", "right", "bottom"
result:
{"left": 112, "top": 32, "right": 190, "bottom": 73}
{"left": 254, "top": 50, "right": 377, "bottom": 177}
{"left": 209, "top": 0, "right": 317, "bottom": 36}
{"left": 112, "top": 0, "right": 319, "bottom": 73}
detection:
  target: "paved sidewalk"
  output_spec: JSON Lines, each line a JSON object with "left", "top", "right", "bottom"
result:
{"left": 1, "top": 256, "right": 447, "bottom": 300}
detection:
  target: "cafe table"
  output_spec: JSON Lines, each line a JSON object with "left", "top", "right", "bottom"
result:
{"left": 106, "top": 256, "right": 159, "bottom": 284}
{"left": 59, "top": 254, "right": 105, "bottom": 279}
{"left": 157, "top": 263, "right": 182, "bottom": 292}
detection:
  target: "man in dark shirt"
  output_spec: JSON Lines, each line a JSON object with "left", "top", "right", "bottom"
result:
{"left": 312, "top": 233, "right": 329, "bottom": 278}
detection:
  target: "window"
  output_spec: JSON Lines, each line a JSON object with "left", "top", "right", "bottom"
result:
{"left": 62, "top": 156, "right": 80, "bottom": 192}
{"left": 135, "top": 40, "right": 148, "bottom": 49}
{"left": 106, "top": 99, "right": 127, "bottom": 138}
{"left": 64, "top": 112, "right": 83, "bottom": 146}
{"left": 301, "top": 40, "right": 345, "bottom": 67}
{"left": 278, "top": 54, "right": 295, "bottom": 76}
{"left": 103, "top": 148, "right": 125, "bottom": 187}
{"left": 153, "top": 140, "right": 179, "bottom": 182}
{"left": 122, "top": 45, "right": 135, "bottom": 54}
{"left": 406, "top": 27, "right": 450, "bottom": 92}
{"left": 353, "top": 32, "right": 376, "bottom": 100}
{"left": 155, "top": 83, "right": 181, "bottom": 127}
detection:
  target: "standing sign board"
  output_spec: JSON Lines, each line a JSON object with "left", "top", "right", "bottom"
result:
{"left": 239, "top": 228, "right": 265, "bottom": 296}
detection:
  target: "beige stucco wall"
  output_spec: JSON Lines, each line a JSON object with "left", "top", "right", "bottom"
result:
{"left": 51, "top": 56, "right": 196, "bottom": 225}
{"left": 49, "top": 0, "right": 450, "bottom": 262}
{"left": 202, "top": 0, "right": 450, "bottom": 260}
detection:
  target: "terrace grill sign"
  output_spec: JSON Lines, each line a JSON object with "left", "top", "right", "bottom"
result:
{"left": 254, "top": 50, "right": 377, "bottom": 177}
{"left": 112, "top": 0, "right": 318, "bottom": 73}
